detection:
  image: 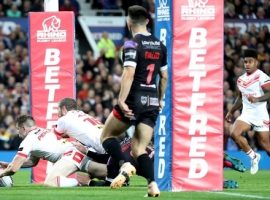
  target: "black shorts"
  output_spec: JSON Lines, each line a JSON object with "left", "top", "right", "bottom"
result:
{"left": 113, "top": 104, "right": 159, "bottom": 128}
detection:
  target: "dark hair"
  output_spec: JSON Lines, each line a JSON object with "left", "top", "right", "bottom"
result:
{"left": 243, "top": 48, "right": 258, "bottom": 59}
{"left": 16, "top": 115, "right": 35, "bottom": 127}
{"left": 59, "top": 98, "right": 78, "bottom": 111}
{"left": 128, "top": 5, "right": 148, "bottom": 24}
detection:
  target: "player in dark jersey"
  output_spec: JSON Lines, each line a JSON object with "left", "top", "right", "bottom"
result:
{"left": 101, "top": 5, "right": 168, "bottom": 197}
{"left": 81, "top": 134, "right": 154, "bottom": 186}
{"left": 72, "top": 134, "right": 154, "bottom": 187}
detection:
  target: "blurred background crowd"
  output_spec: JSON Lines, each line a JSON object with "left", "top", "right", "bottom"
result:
{"left": 0, "top": 0, "right": 270, "bottom": 152}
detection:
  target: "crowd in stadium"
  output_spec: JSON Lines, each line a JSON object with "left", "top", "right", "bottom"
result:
{"left": 224, "top": 0, "right": 270, "bottom": 151}
{"left": 1, "top": 0, "right": 270, "bottom": 152}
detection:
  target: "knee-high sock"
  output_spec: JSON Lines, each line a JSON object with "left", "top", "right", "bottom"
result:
{"left": 102, "top": 137, "right": 126, "bottom": 167}
{"left": 57, "top": 176, "right": 79, "bottom": 187}
{"left": 137, "top": 154, "right": 154, "bottom": 184}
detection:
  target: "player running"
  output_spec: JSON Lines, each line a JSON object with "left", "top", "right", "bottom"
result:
{"left": 225, "top": 48, "right": 270, "bottom": 175}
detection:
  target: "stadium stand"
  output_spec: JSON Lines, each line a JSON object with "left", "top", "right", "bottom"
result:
{"left": 0, "top": 0, "right": 154, "bottom": 150}
{"left": 1, "top": 0, "right": 269, "bottom": 153}
{"left": 224, "top": 0, "right": 270, "bottom": 151}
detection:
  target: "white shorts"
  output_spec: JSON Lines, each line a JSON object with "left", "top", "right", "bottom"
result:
{"left": 237, "top": 112, "right": 269, "bottom": 132}
{"left": 61, "top": 148, "right": 91, "bottom": 171}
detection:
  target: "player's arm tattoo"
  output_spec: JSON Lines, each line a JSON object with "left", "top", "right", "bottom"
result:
{"left": 21, "top": 156, "right": 40, "bottom": 168}
{"left": 257, "top": 87, "right": 270, "bottom": 102}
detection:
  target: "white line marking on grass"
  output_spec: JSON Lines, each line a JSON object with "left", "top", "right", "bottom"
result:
{"left": 210, "top": 191, "right": 270, "bottom": 200}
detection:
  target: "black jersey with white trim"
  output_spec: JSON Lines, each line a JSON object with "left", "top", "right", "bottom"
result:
{"left": 122, "top": 33, "right": 167, "bottom": 92}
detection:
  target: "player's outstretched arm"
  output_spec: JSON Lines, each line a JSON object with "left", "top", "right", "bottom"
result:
{"left": 0, "top": 155, "right": 26, "bottom": 177}
{"left": 21, "top": 156, "right": 40, "bottom": 168}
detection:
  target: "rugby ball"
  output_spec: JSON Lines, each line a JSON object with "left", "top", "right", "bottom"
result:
{"left": 0, "top": 168, "right": 13, "bottom": 187}
{"left": 0, "top": 175, "right": 13, "bottom": 187}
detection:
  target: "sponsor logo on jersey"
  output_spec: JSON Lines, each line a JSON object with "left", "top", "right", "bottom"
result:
{"left": 145, "top": 51, "right": 160, "bottom": 60}
{"left": 181, "top": 0, "right": 215, "bottom": 20}
{"left": 37, "top": 16, "right": 67, "bottom": 42}
{"left": 142, "top": 41, "right": 161, "bottom": 46}
{"left": 150, "top": 97, "right": 159, "bottom": 106}
{"left": 125, "top": 50, "right": 136, "bottom": 59}
{"left": 141, "top": 96, "right": 147, "bottom": 105}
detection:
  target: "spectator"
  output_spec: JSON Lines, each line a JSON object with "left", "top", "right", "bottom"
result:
{"left": 21, "top": 0, "right": 31, "bottom": 17}
{"left": 239, "top": 4, "right": 256, "bottom": 19}
{"left": 6, "top": 3, "right": 21, "bottom": 17}
{"left": 59, "top": 0, "right": 80, "bottom": 17}
{"left": 97, "top": 32, "right": 116, "bottom": 73}
{"left": 225, "top": 4, "right": 238, "bottom": 19}
{"left": 0, "top": 3, "right": 5, "bottom": 17}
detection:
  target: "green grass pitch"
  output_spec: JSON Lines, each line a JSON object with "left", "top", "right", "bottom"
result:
{"left": 0, "top": 170, "right": 270, "bottom": 200}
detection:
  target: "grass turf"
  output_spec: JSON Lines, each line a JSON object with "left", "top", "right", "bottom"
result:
{"left": 0, "top": 170, "right": 270, "bottom": 200}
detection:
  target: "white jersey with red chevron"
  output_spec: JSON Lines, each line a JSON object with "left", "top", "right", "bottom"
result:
{"left": 18, "top": 128, "right": 71, "bottom": 162}
{"left": 237, "top": 69, "right": 270, "bottom": 115}
{"left": 54, "top": 110, "right": 106, "bottom": 154}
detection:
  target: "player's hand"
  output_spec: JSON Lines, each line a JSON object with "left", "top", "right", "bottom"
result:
{"left": 71, "top": 141, "right": 88, "bottom": 154}
{"left": 247, "top": 95, "right": 258, "bottom": 103}
{"left": 118, "top": 101, "right": 134, "bottom": 119}
{"left": 0, "top": 161, "right": 9, "bottom": 168}
{"left": 225, "top": 112, "right": 233, "bottom": 123}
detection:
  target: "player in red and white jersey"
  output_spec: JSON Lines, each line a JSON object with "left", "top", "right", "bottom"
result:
{"left": 226, "top": 48, "right": 270, "bottom": 175}
{"left": 0, "top": 115, "right": 107, "bottom": 187}
{"left": 55, "top": 98, "right": 106, "bottom": 154}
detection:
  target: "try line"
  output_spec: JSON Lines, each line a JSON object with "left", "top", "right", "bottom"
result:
{"left": 210, "top": 191, "right": 270, "bottom": 200}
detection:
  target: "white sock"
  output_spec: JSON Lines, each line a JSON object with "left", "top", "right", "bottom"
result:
{"left": 57, "top": 176, "right": 79, "bottom": 187}
{"left": 246, "top": 149, "right": 256, "bottom": 159}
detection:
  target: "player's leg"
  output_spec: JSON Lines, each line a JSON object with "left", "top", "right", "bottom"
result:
{"left": 230, "top": 120, "right": 255, "bottom": 155}
{"left": 78, "top": 160, "right": 108, "bottom": 187}
{"left": 230, "top": 119, "right": 260, "bottom": 174}
{"left": 132, "top": 123, "right": 160, "bottom": 197}
{"left": 101, "top": 111, "right": 131, "bottom": 167}
{"left": 87, "top": 159, "right": 107, "bottom": 179}
{"left": 223, "top": 152, "right": 246, "bottom": 172}
{"left": 256, "top": 131, "right": 270, "bottom": 156}
{"left": 44, "top": 158, "right": 78, "bottom": 187}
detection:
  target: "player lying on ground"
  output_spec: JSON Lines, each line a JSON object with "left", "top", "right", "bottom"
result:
{"left": 0, "top": 115, "right": 107, "bottom": 187}
{"left": 72, "top": 133, "right": 154, "bottom": 186}
{"left": 55, "top": 97, "right": 155, "bottom": 186}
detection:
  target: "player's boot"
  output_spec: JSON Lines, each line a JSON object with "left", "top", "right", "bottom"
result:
{"left": 145, "top": 181, "right": 160, "bottom": 197}
{"left": 250, "top": 153, "right": 261, "bottom": 175}
{"left": 223, "top": 180, "right": 239, "bottom": 189}
{"left": 110, "top": 162, "right": 136, "bottom": 189}
{"left": 224, "top": 153, "right": 246, "bottom": 172}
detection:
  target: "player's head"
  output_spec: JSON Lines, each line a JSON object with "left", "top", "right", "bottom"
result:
{"left": 58, "top": 98, "right": 78, "bottom": 117}
{"left": 243, "top": 48, "right": 258, "bottom": 74}
{"left": 16, "top": 115, "right": 36, "bottom": 138}
{"left": 127, "top": 5, "right": 149, "bottom": 35}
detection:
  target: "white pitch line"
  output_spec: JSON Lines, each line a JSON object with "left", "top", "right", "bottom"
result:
{"left": 209, "top": 191, "right": 270, "bottom": 200}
